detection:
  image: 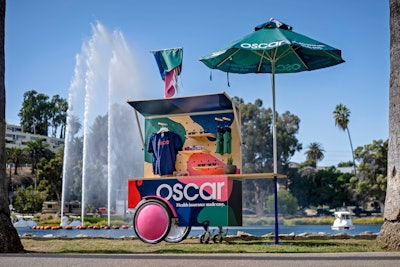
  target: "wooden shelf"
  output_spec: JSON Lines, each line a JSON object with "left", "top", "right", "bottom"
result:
{"left": 185, "top": 133, "right": 216, "bottom": 139}
{"left": 179, "top": 149, "right": 210, "bottom": 155}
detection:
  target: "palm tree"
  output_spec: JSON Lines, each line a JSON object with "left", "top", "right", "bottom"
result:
{"left": 9, "top": 147, "right": 22, "bottom": 175}
{"left": 333, "top": 104, "right": 357, "bottom": 174}
{"left": 25, "top": 138, "right": 51, "bottom": 174}
{"left": 376, "top": 0, "right": 400, "bottom": 250}
{"left": 0, "top": 0, "right": 25, "bottom": 252}
{"left": 305, "top": 142, "right": 325, "bottom": 167}
{"left": 49, "top": 94, "right": 68, "bottom": 138}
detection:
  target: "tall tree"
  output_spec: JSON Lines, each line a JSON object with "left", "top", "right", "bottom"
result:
{"left": 305, "top": 142, "right": 325, "bottom": 167}
{"left": 49, "top": 94, "right": 68, "bottom": 138}
{"left": 8, "top": 147, "right": 22, "bottom": 175}
{"left": 63, "top": 115, "right": 83, "bottom": 202}
{"left": 237, "top": 97, "right": 301, "bottom": 215}
{"left": 36, "top": 148, "right": 64, "bottom": 202}
{"left": 18, "top": 91, "right": 67, "bottom": 137}
{"left": 25, "top": 138, "right": 54, "bottom": 174}
{"left": 18, "top": 90, "right": 50, "bottom": 136}
{"left": 289, "top": 166, "right": 353, "bottom": 209}
{"left": 0, "top": 0, "right": 25, "bottom": 252}
{"left": 266, "top": 190, "right": 298, "bottom": 215}
{"left": 333, "top": 104, "right": 357, "bottom": 174}
{"left": 377, "top": 0, "right": 400, "bottom": 250}
{"left": 351, "top": 140, "right": 387, "bottom": 210}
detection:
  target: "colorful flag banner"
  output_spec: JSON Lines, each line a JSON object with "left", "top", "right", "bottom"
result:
{"left": 151, "top": 48, "right": 183, "bottom": 98}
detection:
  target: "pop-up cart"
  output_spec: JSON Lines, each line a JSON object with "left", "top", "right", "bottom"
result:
{"left": 127, "top": 92, "right": 285, "bottom": 244}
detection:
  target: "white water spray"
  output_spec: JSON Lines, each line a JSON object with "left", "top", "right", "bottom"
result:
{"left": 62, "top": 22, "right": 145, "bottom": 226}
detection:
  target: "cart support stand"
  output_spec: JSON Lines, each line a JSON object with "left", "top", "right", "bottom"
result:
{"left": 274, "top": 175, "right": 279, "bottom": 244}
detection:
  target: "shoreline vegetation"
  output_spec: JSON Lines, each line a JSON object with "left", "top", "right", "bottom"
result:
{"left": 15, "top": 213, "right": 384, "bottom": 228}
{"left": 244, "top": 216, "right": 384, "bottom": 226}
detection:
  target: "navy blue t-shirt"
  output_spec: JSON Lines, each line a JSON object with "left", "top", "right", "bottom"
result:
{"left": 147, "top": 131, "right": 183, "bottom": 175}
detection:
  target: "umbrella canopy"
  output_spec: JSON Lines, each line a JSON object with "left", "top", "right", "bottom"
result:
{"left": 200, "top": 18, "right": 344, "bottom": 75}
{"left": 200, "top": 18, "right": 345, "bottom": 173}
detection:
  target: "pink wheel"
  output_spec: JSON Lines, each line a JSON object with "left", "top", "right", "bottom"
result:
{"left": 133, "top": 199, "right": 171, "bottom": 244}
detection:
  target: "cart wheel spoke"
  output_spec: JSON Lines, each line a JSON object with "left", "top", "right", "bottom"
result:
{"left": 165, "top": 218, "right": 191, "bottom": 243}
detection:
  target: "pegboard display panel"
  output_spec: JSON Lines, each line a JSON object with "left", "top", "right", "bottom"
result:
{"left": 143, "top": 112, "right": 241, "bottom": 178}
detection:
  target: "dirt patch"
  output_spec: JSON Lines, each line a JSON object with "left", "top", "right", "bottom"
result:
{"left": 9, "top": 166, "right": 35, "bottom": 186}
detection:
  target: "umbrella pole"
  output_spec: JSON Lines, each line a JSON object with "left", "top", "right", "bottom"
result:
{"left": 271, "top": 60, "right": 279, "bottom": 245}
{"left": 272, "top": 62, "right": 277, "bottom": 174}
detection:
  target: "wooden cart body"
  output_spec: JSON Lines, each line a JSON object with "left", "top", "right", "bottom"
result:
{"left": 126, "top": 93, "right": 284, "bottom": 243}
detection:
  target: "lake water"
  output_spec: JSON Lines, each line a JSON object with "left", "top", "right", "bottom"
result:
{"left": 17, "top": 224, "right": 382, "bottom": 239}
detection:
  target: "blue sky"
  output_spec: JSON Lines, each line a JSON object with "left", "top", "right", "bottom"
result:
{"left": 5, "top": 0, "right": 389, "bottom": 166}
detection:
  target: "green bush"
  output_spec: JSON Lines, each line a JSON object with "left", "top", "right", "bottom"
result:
{"left": 13, "top": 186, "right": 47, "bottom": 213}
{"left": 243, "top": 216, "right": 284, "bottom": 225}
{"left": 84, "top": 216, "right": 105, "bottom": 224}
{"left": 266, "top": 190, "right": 298, "bottom": 215}
{"left": 284, "top": 217, "right": 334, "bottom": 226}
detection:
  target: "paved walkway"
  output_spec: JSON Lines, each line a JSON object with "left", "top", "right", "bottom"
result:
{"left": 1, "top": 252, "right": 400, "bottom": 267}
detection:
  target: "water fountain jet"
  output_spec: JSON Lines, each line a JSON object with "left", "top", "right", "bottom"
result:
{"left": 62, "top": 22, "right": 144, "bottom": 226}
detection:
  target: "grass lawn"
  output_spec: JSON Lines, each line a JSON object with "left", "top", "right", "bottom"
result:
{"left": 20, "top": 236, "right": 388, "bottom": 254}
{"left": 18, "top": 212, "right": 388, "bottom": 254}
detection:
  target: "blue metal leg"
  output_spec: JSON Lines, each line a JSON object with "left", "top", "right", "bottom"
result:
{"left": 274, "top": 175, "right": 279, "bottom": 244}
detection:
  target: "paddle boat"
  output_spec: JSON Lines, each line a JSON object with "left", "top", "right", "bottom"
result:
{"left": 13, "top": 215, "right": 37, "bottom": 228}
{"left": 331, "top": 210, "right": 355, "bottom": 230}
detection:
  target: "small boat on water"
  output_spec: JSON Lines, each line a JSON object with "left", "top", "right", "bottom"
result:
{"left": 331, "top": 210, "right": 355, "bottom": 230}
{"left": 13, "top": 215, "right": 37, "bottom": 228}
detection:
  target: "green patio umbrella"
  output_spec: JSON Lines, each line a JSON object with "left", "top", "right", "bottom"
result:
{"left": 200, "top": 18, "right": 345, "bottom": 174}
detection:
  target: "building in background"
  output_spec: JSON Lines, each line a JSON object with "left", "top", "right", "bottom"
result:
{"left": 5, "top": 124, "right": 64, "bottom": 152}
